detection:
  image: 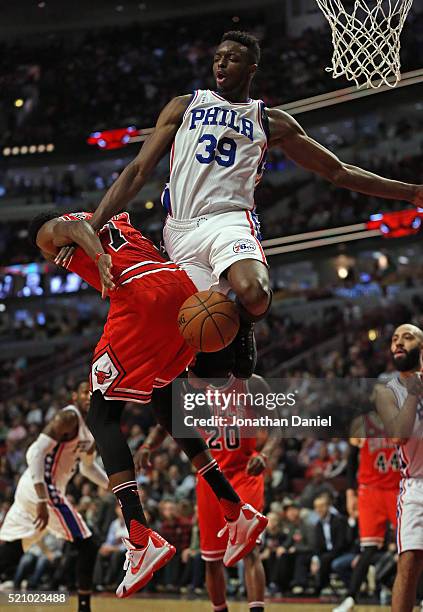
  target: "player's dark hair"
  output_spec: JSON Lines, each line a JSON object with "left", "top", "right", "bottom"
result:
{"left": 75, "top": 379, "right": 89, "bottom": 392}
{"left": 221, "top": 31, "right": 261, "bottom": 64}
{"left": 28, "top": 211, "right": 58, "bottom": 248}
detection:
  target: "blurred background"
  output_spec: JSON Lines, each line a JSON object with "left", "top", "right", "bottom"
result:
{"left": 1, "top": 0, "right": 423, "bottom": 603}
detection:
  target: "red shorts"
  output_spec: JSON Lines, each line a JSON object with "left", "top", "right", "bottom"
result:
{"left": 90, "top": 271, "right": 196, "bottom": 403}
{"left": 196, "top": 469, "right": 264, "bottom": 562}
{"left": 358, "top": 484, "right": 398, "bottom": 547}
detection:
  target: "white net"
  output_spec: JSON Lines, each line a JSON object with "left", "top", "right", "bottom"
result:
{"left": 315, "top": 0, "right": 414, "bottom": 88}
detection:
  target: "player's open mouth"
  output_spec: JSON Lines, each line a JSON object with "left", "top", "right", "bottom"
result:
{"left": 216, "top": 73, "right": 227, "bottom": 85}
{"left": 395, "top": 350, "right": 406, "bottom": 356}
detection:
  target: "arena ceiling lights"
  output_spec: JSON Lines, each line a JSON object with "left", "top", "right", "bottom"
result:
{"left": 2, "top": 144, "right": 55, "bottom": 157}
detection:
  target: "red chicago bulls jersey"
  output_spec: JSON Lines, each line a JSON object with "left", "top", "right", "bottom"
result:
{"left": 61, "top": 212, "right": 179, "bottom": 292}
{"left": 357, "top": 414, "right": 401, "bottom": 489}
{"left": 201, "top": 376, "right": 258, "bottom": 475}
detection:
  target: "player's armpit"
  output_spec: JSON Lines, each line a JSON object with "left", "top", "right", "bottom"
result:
{"left": 90, "top": 95, "right": 191, "bottom": 231}
{"left": 44, "top": 410, "right": 79, "bottom": 441}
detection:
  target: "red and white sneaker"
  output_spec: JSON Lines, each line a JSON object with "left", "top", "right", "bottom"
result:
{"left": 116, "top": 530, "right": 176, "bottom": 598}
{"left": 218, "top": 503, "right": 268, "bottom": 567}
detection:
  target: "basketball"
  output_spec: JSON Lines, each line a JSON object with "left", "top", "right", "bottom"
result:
{"left": 178, "top": 290, "right": 240, "bottom": 352}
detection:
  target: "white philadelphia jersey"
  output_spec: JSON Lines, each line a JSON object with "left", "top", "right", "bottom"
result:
{"left": 22, "top": 405, "right": 94, "bottom": 499}
{"left": 387, "top": 375, "right": 423, "bottom": 479}
{"left": 164, "top": 89, "right": 268, "bottom": 220}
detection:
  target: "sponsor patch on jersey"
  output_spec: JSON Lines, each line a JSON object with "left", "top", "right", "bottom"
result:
{"left": 232, "top": 239, "right": 257, "bottom": 254}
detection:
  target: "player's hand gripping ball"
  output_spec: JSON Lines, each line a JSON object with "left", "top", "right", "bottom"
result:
{"left": 178, "top": 290, "right": 240, "bottom": 352}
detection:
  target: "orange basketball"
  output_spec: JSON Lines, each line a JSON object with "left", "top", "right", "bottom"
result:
{"left": 178, "top": 290, "right": 240, "bottom": 352}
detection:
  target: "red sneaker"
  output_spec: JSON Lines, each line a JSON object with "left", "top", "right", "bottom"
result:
{"left": 116, "top": 530, "right": 176, "bottom": 598}
{"left": 218, "top": 503, "right": 268, "bottom": 567}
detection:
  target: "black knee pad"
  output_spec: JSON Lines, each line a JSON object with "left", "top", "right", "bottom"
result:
{"left": 73, "top": 536, "right": 99, "bottom": 591}
{"left": 87, "top": 390, "right": 133, "bottom": 475}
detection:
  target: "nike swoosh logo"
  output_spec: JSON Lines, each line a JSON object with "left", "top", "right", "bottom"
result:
{"left": 131, "top": 546, "right": 148, "bottom": 575}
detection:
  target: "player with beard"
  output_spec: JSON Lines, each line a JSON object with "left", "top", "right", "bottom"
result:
{"left": 374, "top": 324, "right": 423, "bottom": 612}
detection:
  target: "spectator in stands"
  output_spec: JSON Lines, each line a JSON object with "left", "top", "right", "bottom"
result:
{"left": 157, "top": 500, "right": 193, "bottom": 591}
{"left": 312, "top": 495, "right": 349, "bottom": 595}
{"left": 268, "top": 500, "right": 314, "bottom": 595}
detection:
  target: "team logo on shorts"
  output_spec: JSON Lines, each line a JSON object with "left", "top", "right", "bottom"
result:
{"left": 233, "top": 239, "right": 257, "bottom": 254}
{"left": 94, "top": 366, "right": 113, "bottom": 385}
{"left": 91, "top": 351, "right": 119, "bottom": 393}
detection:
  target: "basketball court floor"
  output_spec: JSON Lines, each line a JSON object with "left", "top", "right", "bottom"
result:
{"left": 4, "top": 596, "right": 396, "bottom": 612}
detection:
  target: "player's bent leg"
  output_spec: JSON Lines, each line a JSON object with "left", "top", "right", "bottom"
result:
{"left": 392, "top": 550, "right": 423, "bottom": 612}
{"left": 154, "top": 387, "right": 243, "bottom": 518}
{"left": 153, "top": 385, "right": 267, "bottom": 564}
{"left": 226, "top": 259, "right": 271, "bottom": 320}
{"left": 87, "top": 391, "right": 175, "bottom": 596}
{"left": 205, "top": 561, "right": 228, "bottom": 612}
{"left": 243, "top": 547, "right": 265, "bottom": 612}
{"left": 226, "top": 260, "right": 271, "bottom": 378}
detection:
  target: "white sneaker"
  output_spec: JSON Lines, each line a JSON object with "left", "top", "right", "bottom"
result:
{"left": 116, "top": 531, "right": 176, "bottom": 598}
{"left": 333, "top": 596, "right": 355, "bottom": 612}
{"left": 0, "top": 581, "right": 14, "bottom": 591}
{"left": 218, "top": 503, "right": 268, "bottom": 567}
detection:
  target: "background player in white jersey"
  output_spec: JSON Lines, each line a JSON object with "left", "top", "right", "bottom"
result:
{"left": 374, "top": 324, "right": 423, "bottom": 612}
{"left": 83, "top": 30, "right": 423, "bottom": 380}
{"left": 0, "top": 382, "right": 108, "bottom": 612}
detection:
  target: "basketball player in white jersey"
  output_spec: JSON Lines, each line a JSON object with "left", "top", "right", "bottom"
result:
{"left": 70, "top": 31, "right": 423, "bottom": 379}
{"left": 0, "top": 381, "right": 108, "bottom": 612}
{"left": 374, "top": 324, "right": 423, "bottom": 612}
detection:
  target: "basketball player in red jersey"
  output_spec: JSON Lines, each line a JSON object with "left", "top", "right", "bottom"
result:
{"left": 76, "top": 31, "right": 423, "bottom": 382}
{"left": 137, "top": 351, "right": 278, "bottom": 612}
{"left": 333, "top": 409, "right": 400, "bottom": 611}
{"left": 28, "top": 211, "right": 268, "bottom": 598}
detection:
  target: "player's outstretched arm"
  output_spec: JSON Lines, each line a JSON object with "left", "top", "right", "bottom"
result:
{"left": 90, "top": 95, "right": 191, "bottom": 231}
{"left": 267, "top": 108, "right": 421, "bottom": 205}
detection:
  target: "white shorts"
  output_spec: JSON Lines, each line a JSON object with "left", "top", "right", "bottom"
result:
{"left": 0, "top": 474, "right": 91, "bottom": 551}
{"left": 397, "top": 478, "right": 423, "bottom": 553}
{"left": 163, "top": 209, "right": 267, "bottom": 292}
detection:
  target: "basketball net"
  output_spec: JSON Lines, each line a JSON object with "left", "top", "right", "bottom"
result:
{"left": 315, "top": 0, "right": 414, "bottom": 88}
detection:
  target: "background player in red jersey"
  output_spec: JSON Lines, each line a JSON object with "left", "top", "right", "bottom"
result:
{"left": 333, "top": 408, "right": 400, "bottom": 612}
{"left": 137, "top": 350, "right": 278, "bottom": 612}
{"left": 28, "top": 211, "right": 267, "bottom": 598}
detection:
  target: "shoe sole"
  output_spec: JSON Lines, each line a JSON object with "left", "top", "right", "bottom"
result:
{"left": 117, "top": 545, "right": 176, "bottom": 598}
{"left": 224, "top": 514, "right": 268, "bottom": 567}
